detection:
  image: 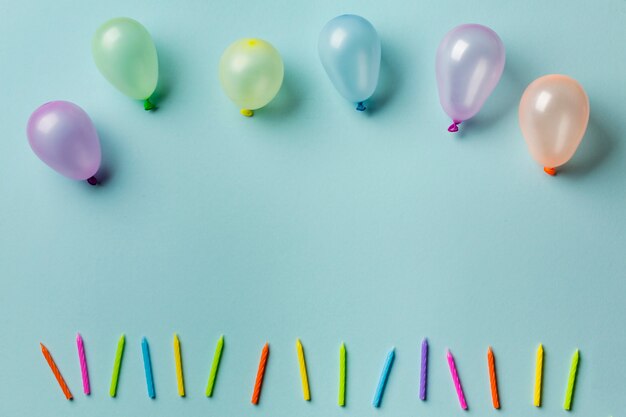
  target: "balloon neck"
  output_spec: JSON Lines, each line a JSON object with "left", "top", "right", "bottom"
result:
{"left": 544, "top": 167, "right": 557, "bottom": 176}
{"left": 448, "top": 120, "right": 461, "bottom": 133}
{"left": 144, "top": 98, "right": 156, "bottom": 111}
{"left": 86, "top": 176, "right": 98, "bottom": 186}
{"left": 356, "top": 102, "right": 366, "bottom": 112}
{"left": 240, "top": 109, "right": 254, "bottom": 117}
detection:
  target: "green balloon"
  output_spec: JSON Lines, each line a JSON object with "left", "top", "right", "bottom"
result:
{"left": 92, "top": 18, "right": 159, "bottom": 104}
{"left": 219, "top": 39, "right": 284, "bottom": 116}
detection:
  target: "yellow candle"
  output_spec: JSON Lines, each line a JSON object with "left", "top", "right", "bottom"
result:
{"left": 296, "top": 339, "right": 310, "bottom": 401}
{"left": 534, "top": 344, "right": 543, "bottom": 407}
{"left": 174, "top": 334, "right": 185, "bottom": 397}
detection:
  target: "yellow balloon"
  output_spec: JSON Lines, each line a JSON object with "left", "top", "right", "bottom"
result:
{"left": 219, "top": 39, "right": 284, "bottom": 116}
{"left": 519, "top": 75, "right": 589, "bottom": 175}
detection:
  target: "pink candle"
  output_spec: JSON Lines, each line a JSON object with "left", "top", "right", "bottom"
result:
{"left": 76, "top": 333, "right": 90, "bottom": 395}
{"left": 447, "top": 349, "right": 467, "bottom": 410}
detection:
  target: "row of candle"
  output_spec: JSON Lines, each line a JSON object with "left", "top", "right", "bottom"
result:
{"left": 40, "top": 335, "right": 580, "bottom": 410}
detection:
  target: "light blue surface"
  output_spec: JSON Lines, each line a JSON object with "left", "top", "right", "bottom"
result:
{"left": 0, "top": 0, "right": 624, "bottom": 416}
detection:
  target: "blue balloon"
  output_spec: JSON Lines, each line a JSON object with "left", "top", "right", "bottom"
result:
{"left": 318, "top": 15, "right": 381, "bottom": 111}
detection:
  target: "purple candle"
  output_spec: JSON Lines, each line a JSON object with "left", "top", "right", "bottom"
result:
{"left": 420, "top": 338, "right": 428, "bottom": 400}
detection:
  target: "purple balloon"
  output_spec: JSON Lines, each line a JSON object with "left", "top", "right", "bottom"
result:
{"left": 27, "top": 101, "right": 101, "bottom": 183}
{"left": 436, "top": 24, "right": 505, "bottom": 132}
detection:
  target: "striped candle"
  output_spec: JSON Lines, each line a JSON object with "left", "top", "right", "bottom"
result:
{"left": 205, "top": 335, "right": 224, "bottom": 397}
{"left": 296, "top": 339, "right": 311, "bottom": 401}
{"left": 420, "top": 338, "right": 428, "bottom": 401}
{"left": 142, "top": 337, "right": 155, "bottom": 398}
{"left": 372, "top": 347, "right": 395, "bottom": 408}
{"left": 563, "top": 349, "right": 580, "bottom": 410}
{"left": 40, "top": 343, "right": 73, "bottom": 400}
{"left": 338, "top": 342, "right": 346, "bottom": 407}
{"left": 251, "top": 343, "right": 269, "bottom": 405}
{"left": 173, "top": 334, "right": 185, "bottom": 397}
{"left": 534, "top": 344, "right": 544, "bottom": 407}
{"left": 487, "top": 347, "right": 500, "bottom": 409}
{"left": 109, "top": 334, "right": 125, "bottom": 397}
{"left": 76, "top": 333, "right": 90, "bottom": 395}
{"left": 447, "top": 349, "right": 468, "bottom": 410}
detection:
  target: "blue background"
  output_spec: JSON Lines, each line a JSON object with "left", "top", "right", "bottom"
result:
{"left": 1, "top": 0, "right": 624, "bottom": 416}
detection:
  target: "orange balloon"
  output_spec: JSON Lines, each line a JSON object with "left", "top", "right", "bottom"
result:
{"left": 519, "top": 75, "right": 589, "bottom": 175}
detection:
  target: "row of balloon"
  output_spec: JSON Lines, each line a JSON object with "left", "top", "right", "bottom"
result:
{"left": 27, "top": 15, "right": 590, "bottom": 185}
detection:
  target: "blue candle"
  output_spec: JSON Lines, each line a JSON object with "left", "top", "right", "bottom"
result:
{"left": 142, "top": 337, "right": 155, "bottom": 398}
{"left": 373, "top": 347, "right": 395, "bottom": 407}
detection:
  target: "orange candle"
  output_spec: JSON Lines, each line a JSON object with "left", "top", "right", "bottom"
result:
{"left": 41, "top": 343, "right": 73, "bottom": 400}
{"left": 487, "top": 347, "right": 500, "bottom": 409}
{"left": 251, "top": 343, "right": 269, "bottom": 405}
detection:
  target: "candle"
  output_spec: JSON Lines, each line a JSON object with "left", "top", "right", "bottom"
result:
{"left": 487, "top": 347, "right": 500, "bottom": 408}
{"left": 40, "top": 343, "right": 73, "bottom": 400}
{"left": 109, "top": 334, "right": 125, "bottom": 397}
{"left": 76, "top": 333, "right": 90, "bottom": 395}
{"left": 142, "top": 337, "right": 155, "bottom": 398}
{"left": 372, "top": 347, "right": 395, "bottom": 408}
{"left": 534, "top": 344, "right": 544, "bottom": 407}
{"left": 251, "top": 343, "right": 269, "bottom": 405}
{"left": 173, "top": 334, "right": 185, "bottom": 397}
{"left": 563, "top": 349, "right": 580, "bottom": 410}
{"left": 447, "top": 349, "right": 468, "bottom": 410}
{"left": 205, "top": 335, "right": 224, "bottom": 397}
{"left": 338, "top": 342, "right": 346, "bottom": 407}
{"left": 420, "top": 338, "right": 428, "bottom": 401}
{"left": 296, "top": 339, "right": 311, "bottom": 401}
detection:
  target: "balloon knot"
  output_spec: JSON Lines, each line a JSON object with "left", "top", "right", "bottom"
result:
{"left": 544, "top": 167, "right": 557, "bottom": 176}
{"left": 448, "top": 120, "right": 461, "bottom": 133}
{"left": 356, "top": 102, "right": 366, "bottom": 112}
{"left": 240, "top": 109, "right": 254, "bottom": 117}
{"left": 87, "top": 176, "right": 98, "bottom": 186}
{"left": 144, "top": 98, "right": 156, "bottom": 111}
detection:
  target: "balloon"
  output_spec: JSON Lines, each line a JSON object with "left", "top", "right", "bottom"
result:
{"left": 318, "top": 14, "right": 381, "bottom": 111}
{"left": 27, "top": 101, "right": 101, "bottom": 184}
{"left": 436, "top": 24, "right": 505, "bottom": 132}
{"left": 92, "top": 17, "right": 159, "bottom": 110}
{"left": 219, "top": 38, "right": 284, "bottom": 117}
{"left": 519, "top": 75, "right": 589, "bottom": 175}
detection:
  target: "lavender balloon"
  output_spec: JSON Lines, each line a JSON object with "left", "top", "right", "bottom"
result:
{"left": 27, "top": 101, "right": 101, "bottom": 185}
{"left": 436, "top": 24, "right": 505, "bottom": 132}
